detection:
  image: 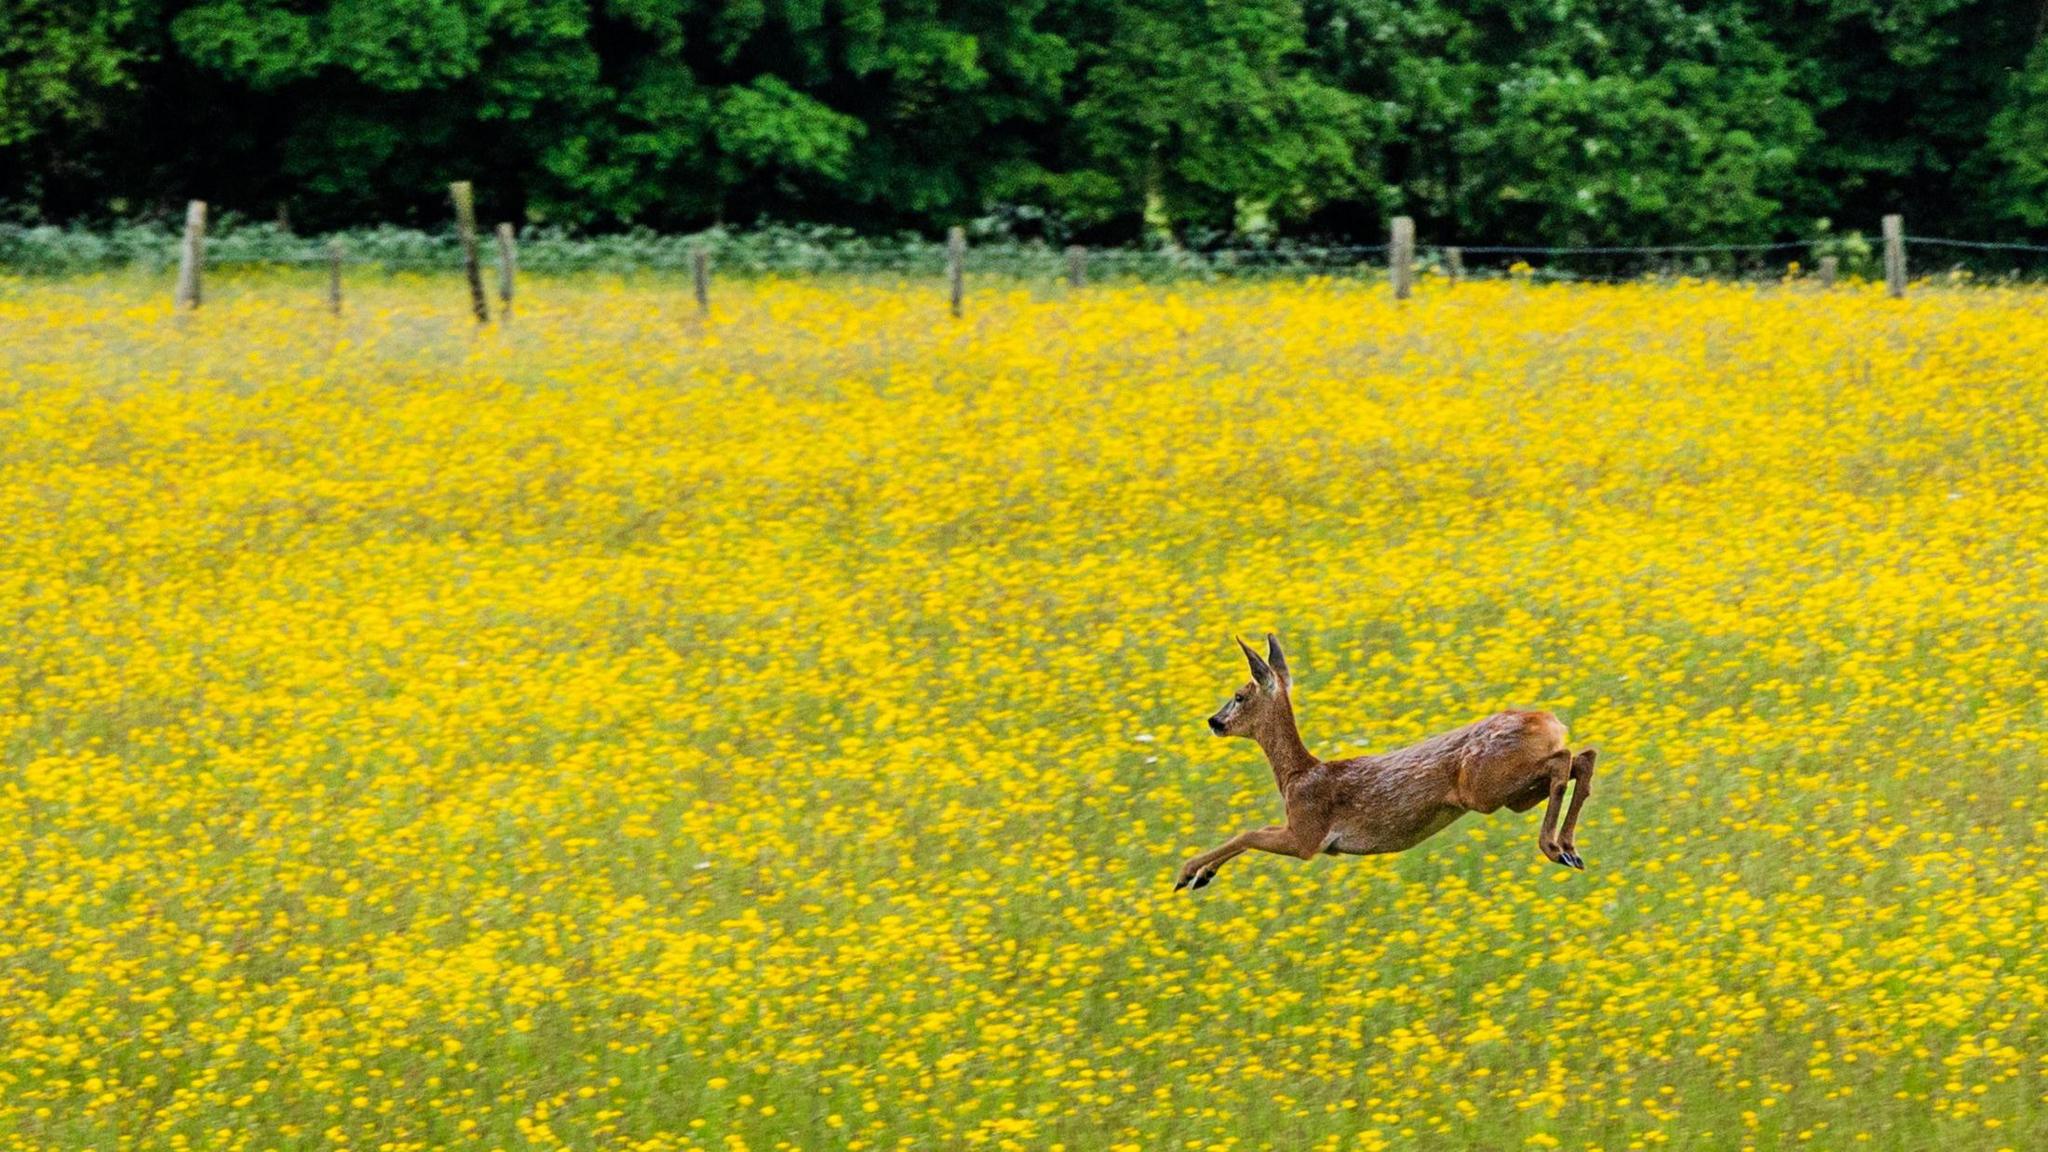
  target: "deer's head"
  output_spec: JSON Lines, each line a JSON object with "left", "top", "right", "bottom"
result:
{"left": 1208, "top": 633, "right": 1292, "bottom": 738}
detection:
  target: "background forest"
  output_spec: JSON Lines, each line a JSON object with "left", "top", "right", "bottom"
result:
{"left": 5, "top": 0, "right": 2048, "bottom": 244}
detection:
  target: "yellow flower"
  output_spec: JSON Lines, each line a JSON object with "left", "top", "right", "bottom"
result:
{"left": 0, "top": 271, "right": 2041, "bottom": 1150}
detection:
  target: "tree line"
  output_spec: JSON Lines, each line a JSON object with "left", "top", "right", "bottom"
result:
{"left": 5, "top": 0, "right": 2047, "bottom": 245}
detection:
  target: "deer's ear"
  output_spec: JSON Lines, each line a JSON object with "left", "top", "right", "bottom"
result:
{"left": 1237, "top": 635, "right": 1278, "bottom": 695}
{"left": 1265, "top": 633, "right": 1291, "bottom": 690}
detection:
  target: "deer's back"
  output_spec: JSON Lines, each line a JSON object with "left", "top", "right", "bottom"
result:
{"left": 1307, "top": 711, "right": 1564, "bottom": 855}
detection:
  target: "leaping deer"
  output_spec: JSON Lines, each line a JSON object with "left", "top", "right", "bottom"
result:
{"left": 1175, "top": 634, "right": 1597, "bottom": 891}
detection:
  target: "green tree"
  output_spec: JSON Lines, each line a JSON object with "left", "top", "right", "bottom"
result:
{"left": 1767, "top": 0, "right": 2042, "bottom": 234}
{"left": 1983, "top": 36, "right": 2048, "bottom": 227}
{"left": 0, "top": 0, "right": 151, "bottom": 209}
{"left": 1060, "top": 0, "right": 1368, "bottom": 239}
{"left": 1307, "top": 0, "right": 1816, "bottom": 244}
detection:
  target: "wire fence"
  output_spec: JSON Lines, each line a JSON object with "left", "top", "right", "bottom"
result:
{"left": 6, "top": 220, "right": 2048, "bottom": 285}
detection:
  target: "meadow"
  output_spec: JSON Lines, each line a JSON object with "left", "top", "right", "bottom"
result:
{"left": 1, "top": 271, "right": 2044, "bottom": 1151}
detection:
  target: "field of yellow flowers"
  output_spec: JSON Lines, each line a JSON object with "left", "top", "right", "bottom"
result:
{"left": 2, "top": 270, "right": 2045, "bottom": 1151}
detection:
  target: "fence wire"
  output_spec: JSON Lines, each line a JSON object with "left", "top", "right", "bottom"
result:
{"left": 5, "top": 223, "right": 2048, "bottom": 283}
{"left": 1906, "top": 236, "right": 2048, "bottom": 254}
{"left": 1449, "top": 241, "right": 1810, "bottom": 256}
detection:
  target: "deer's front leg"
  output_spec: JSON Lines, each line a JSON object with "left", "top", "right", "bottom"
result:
{"left": 1174, "top": 824, "right": 1316, "bottom": 892}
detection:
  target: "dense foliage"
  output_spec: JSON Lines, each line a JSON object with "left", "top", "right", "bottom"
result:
{"left": 2, "top": 0, "right": 2045, "bottom": 243}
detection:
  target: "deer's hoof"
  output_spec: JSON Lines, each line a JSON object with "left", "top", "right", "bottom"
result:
{"left": 1190, "top": 868, "right": 1217, "bottom": 890}
{"left": 1559, "top": 850, "right": 1585, "bottom": 870}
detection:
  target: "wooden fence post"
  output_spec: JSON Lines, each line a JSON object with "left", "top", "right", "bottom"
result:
{"left": 174, "top": 200, "right": 207, "bottom": 310}
{"left": 1818, "top": 256, "right": 1838, "bottom": 289}
{"left": 1444, "top": 246, "right": 1463, "bottom": 284}
{"left": 692, "top": 248, "right": 710, "bottom": 315}
{"left": 495, "top": 223, "right": 517, "bottom": 323}
{"left": 328, "top": 239, "right": 344, "bottom": 315}
{"left": 1390, "top": 216, "right": 1415, "bottom": 300}
{"left": 1882, "top": 215, "right": 1906, "bottom": 298}
{"left": 947, "top": 226, "right": 966, "bottom": 317}
{"left": 450, "top": 182, "right": 489, "bottom": 323}
{"left": 1066, "top": 245, "right": 1088, "bottom": 288}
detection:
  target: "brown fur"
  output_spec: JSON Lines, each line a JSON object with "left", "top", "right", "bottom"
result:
{"left": 1177, "top": 634, "right": 1599, "bottom": 891}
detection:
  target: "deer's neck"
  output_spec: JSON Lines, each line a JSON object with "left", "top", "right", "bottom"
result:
{"left": 1255, "top": 697, "right": 1318, "bottom": 791}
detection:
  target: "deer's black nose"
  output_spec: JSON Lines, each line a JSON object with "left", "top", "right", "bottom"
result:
{"left": 1207, "top": 715, "right": 1225, "bottom": 734}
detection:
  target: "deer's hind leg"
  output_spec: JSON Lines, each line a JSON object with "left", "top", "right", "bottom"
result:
{"left": 1529, "top": 750, "right": 1577, "bottom": 867}
{"left": 1450, "top": 741, "right": 1577, "bottom": 867}
{"left": 1554, "top": 749, "right": 1597, "bottom": 869}
{"left": 1453, "top": 747, "right": 1570, "bottom": 814}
